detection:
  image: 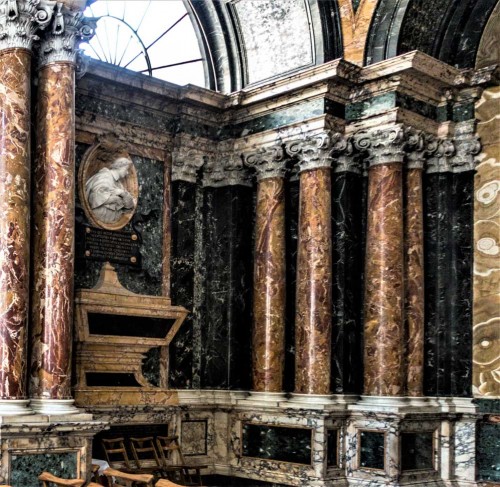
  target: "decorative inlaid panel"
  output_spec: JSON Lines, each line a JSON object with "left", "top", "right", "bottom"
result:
{"left": 359, "top": 431, "right": 384, "bottom": 470}
{"left": 401, "top": 432, "right": 434, "bottom": 471}
{"left": 11, "top": 452, "right": 77, "bottom": 487}
{"left": 242, "top": 423, "right": 312, "bottom": 465}
{"left": 473, "top": 85, "right": 500, "bottom": 397}
{"left": 182, "top": 420, "right": 208, "bottom": 456}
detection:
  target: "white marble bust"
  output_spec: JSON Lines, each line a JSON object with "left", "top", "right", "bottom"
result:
{"left": 85, "top": 157, "right": 136, "bottom": 224}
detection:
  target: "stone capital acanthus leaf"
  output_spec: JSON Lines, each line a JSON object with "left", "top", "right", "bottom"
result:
{"left": 244, "top": 145, "right": 286, "bottom": 181}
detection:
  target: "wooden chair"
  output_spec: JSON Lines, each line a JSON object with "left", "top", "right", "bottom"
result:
{"left": 129, "top": 437, "right": 167, "bottom": 477}
{"left": 155, "top": 436, "right": 206, "bottom": 486}
{"left": 38, "top": 472, "right": 85, "bottom": 487}
{"left": 102, "top": 438, "right": 136, "bottom": 473}
{"left": 103, "top": 468, "right": 154, "bottom": 487}
{"left": 155, "top": 480, "right": 184, "bottom": 487}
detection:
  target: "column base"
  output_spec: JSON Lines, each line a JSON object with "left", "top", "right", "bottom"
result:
{"left": 0, "top": 399, "right": 33, "bottom": 416}
{"left": 244, "top": 391, "right": 287, "bottom": 407}
{"left": 30, "top": 398, "right": 80, "bottom": 416}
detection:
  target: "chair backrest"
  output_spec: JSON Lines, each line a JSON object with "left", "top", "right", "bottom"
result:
{"left": 155, "top": 435, "right": 185, "bottom": 467}
{"left": 38, "top": 472, "right": 85, "bottom": 487}
{"left": 102, "top": 437, "right": 134, "bottom": 470}
{"left": 130, "top": 436, "right": 161, "bottom": 469}
{"left": 103, "top": 467, "right": 154, "bottom": 487}
{"left": 155, "top": 480, "right": 184, "bottom": 487}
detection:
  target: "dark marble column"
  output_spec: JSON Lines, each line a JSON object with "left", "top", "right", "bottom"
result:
{"left": 245, "top": 146, "right": 287, "bottom": 392}
{"left": 287, "top": 133, "right": 333, "bottom": 395}
{"left": 356, "top": 127, "right": 406, "bottom": 397}
{"left": 30, "top": 6, "right": 93, "bottom": 414}
{"left": 404, "top": 130, "right": 427, "bottom": 397}
{"left": 0, "top": 1, "right": 49, "bottom": 415}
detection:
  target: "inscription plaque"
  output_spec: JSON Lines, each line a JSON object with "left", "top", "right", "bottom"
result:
{"left": 77, "top": 224, "right": 141, "bottom": 267}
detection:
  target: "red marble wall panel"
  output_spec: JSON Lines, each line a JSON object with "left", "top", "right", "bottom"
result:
{"left": 405, "top": 168, "right": 425, "bottom": 396}
{"left": 253, "top": 177, "right": 286, "bottom": 392}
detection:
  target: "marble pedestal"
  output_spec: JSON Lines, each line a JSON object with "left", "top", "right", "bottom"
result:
{"left": 0, "top": 412, "right": 107, "bottom": 487}
{"left": 82, "top": 391, "right": 481, "bottom": 487}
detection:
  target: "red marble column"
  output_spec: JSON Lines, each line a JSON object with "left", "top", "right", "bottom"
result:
{"left": 359, "top": 127, "right": 406, "bottom": 397}
{"left": 0, "top": 48, "right": 32, "bottom": 413}
{"left": 30, "top": 7, "right": 93, "bottom": 413}
{"left": 288, "top": 134, "right": 333, "bottom": 395}
{"left": 0, "top": 1, "right": 50, "bottom": 414}
{"left": 404, "top": 130, "right": 427, "bottom": 397}
{"left": 245, "top": 147, "right": 286, "bottom": 392}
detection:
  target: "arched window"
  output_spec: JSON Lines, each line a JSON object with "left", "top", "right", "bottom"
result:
{"left": 82, "top": 0, "right": 207, "bottom": 87}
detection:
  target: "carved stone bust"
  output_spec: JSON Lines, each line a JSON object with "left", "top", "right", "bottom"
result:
{"left": 79, "top": 142, "right": 138, "bottom": 230}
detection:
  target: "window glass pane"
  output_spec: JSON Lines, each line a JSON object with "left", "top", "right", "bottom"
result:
{"left": 82, "top": 0, "right": 206, "bottom": 87}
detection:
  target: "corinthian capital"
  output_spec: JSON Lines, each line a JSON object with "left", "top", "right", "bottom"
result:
{"left": 451, "top": 121, "right": 481, "bottom": 173}
{"left": 203, "top": 152, "right": 251, "bottom": 187}
{"left": 330, "top": 134, "right": 363, "bottom": 174}
{"left": 171, "top": 147, "right": 205, "bottom": 183}
{"left": 0, "top": 0, "right": 55, "bottom": 51}
{"left": 353, "top": 126, "right": 406, "bottom": 167}
{"left": 426, "top": 138, "right": 456, "bottom": 173}
{"left": 37, "top": 2, "right": 95, "bottom": 66}
{"left": 286, "top": 132, "right": 333, "bottom": 172}
{"left": 244, "top": 145, "right": 286, "bottom": 181}
{"left": 404, "top": 127, "right": 427, "bottom": 170}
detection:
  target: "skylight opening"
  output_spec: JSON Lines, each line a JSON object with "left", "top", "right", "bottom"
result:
{"left": 82, "top": 0, "right": 206, "bottom": 88}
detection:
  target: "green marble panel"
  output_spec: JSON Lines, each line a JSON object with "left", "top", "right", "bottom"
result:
{"left": 11, "top": 452, "right": 77, "bottom": 487}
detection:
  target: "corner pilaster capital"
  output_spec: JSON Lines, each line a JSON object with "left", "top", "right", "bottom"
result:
{"left": 0, "top": 0, "right": 55, "bottom": 51}
{"left": 36, "top": 2, "right": 95, "bottom": 67}
{"left": 426, "top": 138, "right": 456, "bottom": 173}
{"left": 202, "top": 152, "right": 252, "bottom": 187}
{"left": 404, "top": 127, "right": 427, "bottom": 170}
{"left": 244, "top": 145, "right": 286, "bottom": 181}
{"left": 451, "top": 121, "right": 481, "bottom": 173}
{"left": 331, "top": 134, "right": 363, "bottom": 174}
{"left": 285, "top": 131, "right": 333, "bottom": 173}
{"left": 171, "top": 146, "right": 205, "bottom": 183}
{"left": 353, "top": 125, "right": 406, "bottom": 167}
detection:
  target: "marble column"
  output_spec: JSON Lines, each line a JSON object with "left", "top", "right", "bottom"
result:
{"left": 356, "top": 127, "right": 406, "bottom": 397}
{"left": 245, "top": 146, "right": 287, "bottom": 392}
{"left": 0, "top": 0, "right": 52, "bottom": 415}
{"left": 30, "top": 5, "right": 93, "bottom": 414}
{"left": 287, "top": 133, "right": 333, "bottom": 395}
{"left": 404, "top": 129, "right": 427, "bottom": 397}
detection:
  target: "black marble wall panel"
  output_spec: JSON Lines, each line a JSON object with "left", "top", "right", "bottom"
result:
{"left": 169, "top": 180, "right": 197, "bottom": 388}
{"left": 74, "top": 145, "right": 164, "bottom": 296}
{"left": 423, "top": 172, "right": 473, "bottom": 397}
{"left": 476, "top": 399, "right": 500, "bottom": 482}
{"left": 284, "top": 178, "right": 299, "bottom": 392}
{"left": 197, "top": 185, "right": 253, "bottom": 389}
{"left": 331, "top": 172, "right": 365, "bottom": 394}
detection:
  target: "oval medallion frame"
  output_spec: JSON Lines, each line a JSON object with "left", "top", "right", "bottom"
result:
{"left": 78, "top": 143, "right": 139, "bottom": 231}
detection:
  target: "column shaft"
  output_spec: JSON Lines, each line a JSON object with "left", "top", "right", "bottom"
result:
{"left": 31, "top": 62, "right": 76, "bottom": 399}
{"left": 252, "top": 177, "right": 286, "bottom": 392}
{"left": 405, "top": 168, "right": 425, "bottom": 396}
{"left": 295, "top": 168, "right": 332, "bottom": 395}
{"left": 364, "top": 163, "right": 404, "bottom": 396}
{"left": 0, "top": 49, "right": 31, "bottom": 400}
